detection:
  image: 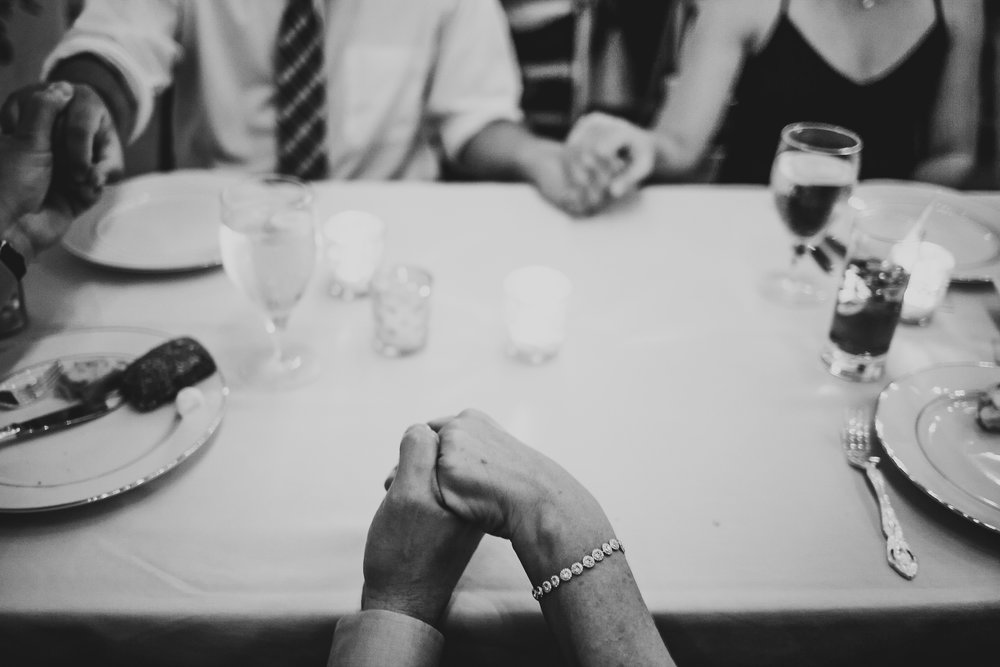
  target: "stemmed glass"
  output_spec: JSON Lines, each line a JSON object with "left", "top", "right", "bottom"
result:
{"left": 763, "top": 122, "right": 862, "bottom": 305}
{"left": 219, "top": 174, "right": 318, "bottom": 387}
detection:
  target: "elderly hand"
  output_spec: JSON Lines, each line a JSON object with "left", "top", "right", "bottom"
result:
{"left": 429, "top": 409, "right": 607, "bottom": 549}
{"left": 362, "top": 424, "right": 483, "bottom": 628}
{"left": 566, "top": 112, "right": 656, "bottom": 202}
{"left": 0, "top": 81, "right": 74, "bottom": 227}
{"left": 1, "top": 80, "right": 123, "bottom": 217}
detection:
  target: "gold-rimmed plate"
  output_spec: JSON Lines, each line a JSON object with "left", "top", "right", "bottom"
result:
{"left": 876, "top": 362, "right": 1000, "bottom": 533}
{"left": 0, "top": 327, "right": 226, "bottom": 512}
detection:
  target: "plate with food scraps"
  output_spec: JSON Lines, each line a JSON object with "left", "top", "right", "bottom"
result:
{"left": 827, "top": 181, "right": 1000, "bottom": 284}
{"left": 62, "top": 170, "right": 243, "bottom": 273}
{"left": 0, "top": 327, "right": 226, "bottom": 512}
{"left": 876, "top": 362, "right": 1000, "bottom": 534}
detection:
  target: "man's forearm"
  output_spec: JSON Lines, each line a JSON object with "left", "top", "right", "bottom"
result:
{"left": 454, "top": 120, "right": 560, "bottom": 182}
{"left": 49, "top": 53, "right": 137, "bottom": 141}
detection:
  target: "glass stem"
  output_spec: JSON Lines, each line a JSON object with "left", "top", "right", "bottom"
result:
{"left": 266, "top": 315, "right": 299, "bottom": 370}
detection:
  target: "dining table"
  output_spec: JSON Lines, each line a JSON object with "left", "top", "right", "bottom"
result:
{"left": 0, "top": 179, "right": 998, "bottom": 667}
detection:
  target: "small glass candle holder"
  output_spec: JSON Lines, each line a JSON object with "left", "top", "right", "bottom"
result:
{"left": 371, "top": 264, "right": 432, "bottom": 357}
{"left": 504, "top": 265, "right": 572, "bottom": 364}
{"left": 893, "top": 241, "right": 954, "bottom": 326}
{"left": 322, "top": 210, "right": 385, "bottom": 299}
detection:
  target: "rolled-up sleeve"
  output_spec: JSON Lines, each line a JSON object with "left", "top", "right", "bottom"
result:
{"left": 328, "top": 610, "right": 443, "bottom": 667}
{"left": 41, "top": 0, "right": 183, "bottom": 143}
{"left": 429, "top": 0, "right": 524, "bottom": 161}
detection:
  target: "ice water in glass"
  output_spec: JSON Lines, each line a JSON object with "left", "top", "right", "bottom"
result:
{"left": 220, "top": 175, "right": 318, "bottom": 387}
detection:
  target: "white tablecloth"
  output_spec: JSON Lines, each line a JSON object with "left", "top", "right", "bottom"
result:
{"left": 1, "top": 183, "right": 998, "bottom": 666}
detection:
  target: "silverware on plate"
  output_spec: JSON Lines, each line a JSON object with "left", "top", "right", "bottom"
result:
{"left": 0, "top": 361, "right": 62, "bottom": 409}
{"left": 843, "top": 408, "right": 919, "bottom": 580}
{"left": 0, "top": 390, "right": 124, "bottom": 446}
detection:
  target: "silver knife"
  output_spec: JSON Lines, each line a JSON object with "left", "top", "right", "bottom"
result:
{"left": 0, "top": 392, "right": 124, "bottom": 445}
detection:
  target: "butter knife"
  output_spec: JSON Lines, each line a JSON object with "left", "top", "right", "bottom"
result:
{"left": 0, "top": 392, "right": 124, "bottom": 445}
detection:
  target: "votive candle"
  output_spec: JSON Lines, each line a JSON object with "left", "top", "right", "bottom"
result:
{"left": 893, "top": 241, "right": 954, "bottom": 325}
{"left": 504, "top": 265, "right": 572, "bottom": 364}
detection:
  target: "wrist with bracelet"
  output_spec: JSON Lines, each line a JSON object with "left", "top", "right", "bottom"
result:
{"left": 530, "top": 538, "right": 623, "bottom": 601}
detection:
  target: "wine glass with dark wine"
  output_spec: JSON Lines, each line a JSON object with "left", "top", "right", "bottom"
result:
{"left": 763, "top": 122, "right": 862, "bottom": 305}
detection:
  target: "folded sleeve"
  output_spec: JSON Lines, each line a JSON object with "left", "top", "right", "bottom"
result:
{"left": 429, "top": 0, "right": 525, "bottom": 161}
{"left": 41, "top": 0, "right": 184, "bottom": 143}
{"left": 328, "top": 610, "right": 444, "bottom": 667}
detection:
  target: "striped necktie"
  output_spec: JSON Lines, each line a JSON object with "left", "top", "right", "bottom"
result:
{"left": 275, "top": 0, "right": 329, "bottom": 180}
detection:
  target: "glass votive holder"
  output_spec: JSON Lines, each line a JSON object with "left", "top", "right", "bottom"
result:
{"left": 322, "top": 210, "right": 385, "bottom": 299}
{"left": 371, "top": 264, "right": 432, "bottom": 357}
{"left": 893, "top": 241, "right": 954, "bottom": 326}
{"left": 504, "top": 265, "right": 572, "bottom": 364}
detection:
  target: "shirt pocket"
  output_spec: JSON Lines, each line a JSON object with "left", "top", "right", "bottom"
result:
{"left": 342, "top": 45, "right": 425, "bottom": 151}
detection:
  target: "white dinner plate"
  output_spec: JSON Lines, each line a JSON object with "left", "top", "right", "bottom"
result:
{"left": 829, "top": 181, "right": 1000, "bottom": 284}
{"left": 876, "top": 362, "right": 1000, "bottom": 534}
{"left": 62, "top": 170, "right": 242, "bottom": 272}
{"left": 0, "top": 328, "right": 226, "bottom": 512}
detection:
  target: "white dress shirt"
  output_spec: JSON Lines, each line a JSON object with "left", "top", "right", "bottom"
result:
{"left": 44, "top": 0, "right": 524, "bottom": 180}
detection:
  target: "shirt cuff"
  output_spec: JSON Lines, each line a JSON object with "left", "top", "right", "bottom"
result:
{"left": 42, "top": 37, "right": 154, "bottom": 145}
{"left": 328, "top": 609, "right": 443, "bottom": 667}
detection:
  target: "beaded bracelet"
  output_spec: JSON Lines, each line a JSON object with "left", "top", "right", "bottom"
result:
{"left": 531, "top": 538, "right": 623, "bottom": 601}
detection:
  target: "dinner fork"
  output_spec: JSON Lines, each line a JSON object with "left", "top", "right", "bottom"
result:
{"left": 843, "top": 409, "right": 918, "bottom": 580}
{"left": 0, "top": 361, "right": 62, "bottom": 409}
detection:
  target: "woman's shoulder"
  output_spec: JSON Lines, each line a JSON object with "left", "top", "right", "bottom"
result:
{"left": 689, "top": 0, "right": 784, "bottom": 52}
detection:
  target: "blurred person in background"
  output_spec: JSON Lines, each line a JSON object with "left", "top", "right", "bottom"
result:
{"left": 2, "top": 0, "right": 601, "bottom": 216}
{"left": 563, "top": 0, "right": 983, "bottom": 208}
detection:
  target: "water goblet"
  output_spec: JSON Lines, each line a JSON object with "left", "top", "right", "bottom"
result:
{"left": 219, "top": 174, "right": 318, "bottom": 388}
{"left": 763, "top": 122, "right": 862, "bottom": 305}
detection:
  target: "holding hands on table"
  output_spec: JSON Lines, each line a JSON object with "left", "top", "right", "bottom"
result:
{"left": 564, "top": 112, "right": 659, "bottom": 211}
{"left": 333, "top": 409, "right": 676, "bottom": 667}
{"left": 0, "top": 82, "right": 105, "bottom": 292}
{"left": 360, "top": 423, "right": 484, "bottom": 629}
{"left": 1, "top": 77, "right": 122, "bottom": 218}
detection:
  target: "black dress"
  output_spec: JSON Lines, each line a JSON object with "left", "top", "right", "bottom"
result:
{"left": 716, "top": 0, "right": 949, "bottom": 184}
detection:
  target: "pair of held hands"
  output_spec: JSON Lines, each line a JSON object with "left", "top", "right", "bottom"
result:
{"left": 534, "top": 112, "right": 658, "bottom": 218}
{"left": 362, "top": 409, "right": 601, "bottom": 628}
{"left": 0, "top": 81, "right": 120, "bottom": 259}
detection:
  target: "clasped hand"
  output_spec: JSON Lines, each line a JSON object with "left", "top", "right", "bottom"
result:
{"left": 362, "top": 409, "right": 600, "bottom": 627}
{"left": 528, "top": 112, "right": 657, "bottom": 217}
{"left": 1, "top": 80, "right": 123, "bottom": 220}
